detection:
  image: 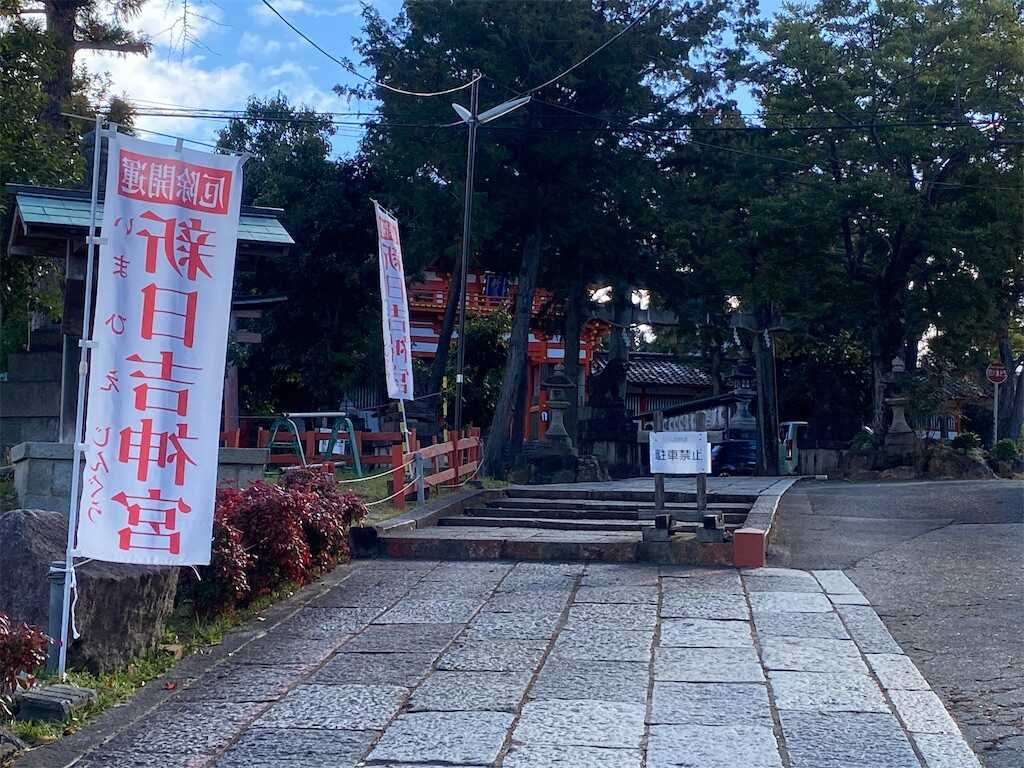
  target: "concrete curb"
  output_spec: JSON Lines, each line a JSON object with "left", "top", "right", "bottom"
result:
{"left": 732, "top": 477, "right": 801, "bottom": 568}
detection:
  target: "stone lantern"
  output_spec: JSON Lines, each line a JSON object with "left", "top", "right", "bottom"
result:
{"left": 541, "top": 363, "right": 576, "bottom": 451}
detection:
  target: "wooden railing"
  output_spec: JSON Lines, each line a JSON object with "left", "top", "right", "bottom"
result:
{"left": 255, "top": 427, "right": 415, "bottom": 470}
{"left": 390, "top": 427, "right": 482, "bottom": 509}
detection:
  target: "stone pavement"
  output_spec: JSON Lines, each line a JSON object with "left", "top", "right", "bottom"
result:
{"left": 28, "top": 560, "right": 982, "bottom": 768}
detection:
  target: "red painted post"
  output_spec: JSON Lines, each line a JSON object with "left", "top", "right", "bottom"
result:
{"left": 390, "top": 443, "right": 406, "bottom": 509}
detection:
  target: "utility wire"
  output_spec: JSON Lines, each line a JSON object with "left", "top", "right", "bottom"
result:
{"left": 521, "top": 0, "right": 663, "bottom": 94}
{"left": 260, "top": 0, "right": 480, "bottom": 98}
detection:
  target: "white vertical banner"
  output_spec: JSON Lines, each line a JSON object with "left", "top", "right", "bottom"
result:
{"left": 374, "top": 202, "right": 414, "bottom": 400}
{"left": 77, "top": 134, "right": 243, "bottom": 565}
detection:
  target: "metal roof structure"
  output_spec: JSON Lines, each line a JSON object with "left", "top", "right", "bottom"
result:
{"left": 594, "top": 352, "right": 713, "bottom": 388}
{"left": 6, "top": 184, "right": 294, "bottom": 249}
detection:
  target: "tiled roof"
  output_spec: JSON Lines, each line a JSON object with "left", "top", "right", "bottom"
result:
{"left": 594, "top": 352, "right": 713, "bottom": 387}
{"left": 12, "top": 188, "right": 294, "bottom": 245}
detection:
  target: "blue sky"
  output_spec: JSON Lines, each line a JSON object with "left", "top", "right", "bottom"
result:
{"left": 82, "top": 0, "right": 784, "bottom": 155}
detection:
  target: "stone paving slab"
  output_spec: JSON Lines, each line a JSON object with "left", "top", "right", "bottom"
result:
{"left": 647, "top": 723, "right": 783, "bottom": 768}
{"left": 368, "top": 711, "right": 514, "bottom": 765}
{"left": 29, "top": 559, "right": 983, "bottom": 768}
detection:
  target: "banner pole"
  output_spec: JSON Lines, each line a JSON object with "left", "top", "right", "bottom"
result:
{"left": 57, "top": 114, "right": 104, "bottom": 679}
{"left": 398, "top": 398, "right": 412, "bottom": 455}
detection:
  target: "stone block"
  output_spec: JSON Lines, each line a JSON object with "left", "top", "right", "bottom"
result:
{"left": 779, "top": 711, "right": 920, "bottom": 768}
{"left": 659, "top": 618, "right": 753, "bottom": 648}
{"left": 530, "top": 659, "right": 650, "bottom": 703}
{"left": 769, "top": 671, "right": 888, "bottom": 713}
{"left": 888, "top": 689, "right": 960, "bottom": 734}
{"left": 0, "top": 509, "right": 179, "bottom": 673}
{"left": 654, "top": 646, "right": 765, "bottom": 683}
{"left": 14, "top": 684, "right": 97, "bottom": 722}
{"left": 514, "top": 699, "right": 646, "bottom": 749}
{"left": 310, "top": 652, "right": 436, "bottom": 687}
{"left": 911, "top": 733, "right": 983, "bottom": 768}
{"left": 760, "top": 637, "right": 868, "bottom": 674}
{"left": 752, "top": 610, "right": 849, "bottom": 640}
{"left": 650, "top": 681, "right": 771, "bottom": 725}
{"left": 255, "top": 683, "right": 407, "bottom": 730}
{"left": 647, "top": 723, "right": 782, "bottom": 768}
{"left": 864, "top": 653, "right": 930, "bottom": 691}
{"left": 661, "top": 591, "right": 749, "bottom": 621}
{"left": 748, "top": 591, "right": 833, "bottom": 613}
{"left": 551, "top": 628, "right": 654, "bottom": 662}
{"left": 836, "top": 604, "right": 903, "bottom": 654}
{"left": 504, "top": 744, "right": 641, "bottom": 768}
{"left": 409, "top": 670, "right": 532, "bottom": 711}
{"left": 369, "top": 711, "right": 514, "bottom": 765}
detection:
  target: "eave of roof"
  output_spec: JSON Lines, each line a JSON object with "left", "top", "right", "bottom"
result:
{"left": 7, "top": 184, "right": 294, "bottom": 246}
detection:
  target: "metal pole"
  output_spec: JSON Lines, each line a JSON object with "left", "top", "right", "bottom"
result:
{"left": 453, "top": 78, "right": 479, "bottom": 439}
{"left": 58, "top": 115, "right": 104, "bottom": 679}
{"left": 993, "top": 381, "right": 999, "bottom": 447}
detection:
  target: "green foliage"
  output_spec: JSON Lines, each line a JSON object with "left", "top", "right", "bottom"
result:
{"left": 991, "top": 439, "right": 1019, "bottom": 462}
{"left": 850, "top": 431, "right": 876, "bottom": 452}
{"left": 217, "top": 96, "right": 382, "bottom": 411}
{"left": 951, "top": 431, "right": 982, "bottom": 452}
{"left": 444, "top": 311, "right": 511, "bottom": 428}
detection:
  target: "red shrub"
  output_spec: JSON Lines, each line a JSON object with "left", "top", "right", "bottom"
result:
{"left": 185, "top": 488, "right": 255, "bottom": 615}
{"left": 280, "top": 468, "right": 368, "bottom": 571}
{"left": 0, "top": 613, "right": 49, "bottom": 717}
{"left": 181, "top": 471, "right": 369, "bottom": 615}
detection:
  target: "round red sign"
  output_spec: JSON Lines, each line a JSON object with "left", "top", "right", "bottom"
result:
{"left": 987, "top": 361, "right": 1008, "bottom": 385}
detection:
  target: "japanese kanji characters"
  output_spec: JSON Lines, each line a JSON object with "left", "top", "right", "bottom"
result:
{"left": 117, "top": 148, "right": 232, "bottom": 215}
{"left": 80, "top": 135, "right": 241, "bottom": 565}
{"left": 375, "top": 204, "right": 414, "bottom": 401}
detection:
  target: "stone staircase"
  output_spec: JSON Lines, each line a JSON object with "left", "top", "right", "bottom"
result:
{"left": 436, "top": 487, "right": 752, "bottom": 535}
{"left": 373, "top": 479, "right": 796, "bottom": 565}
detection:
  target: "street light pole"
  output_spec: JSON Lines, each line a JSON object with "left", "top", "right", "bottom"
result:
{"left": 450, "top": 83, "right": 531, "bottom": 438}
{"left": 452, "top": 78, "right": 479, "bottom": 440}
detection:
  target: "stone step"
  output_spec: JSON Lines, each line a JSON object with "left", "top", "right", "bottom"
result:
{"left": 439, "top": 516, "right": 655, "bottom": 532}
{"left": 488, "top": 497, "right": 752, "bottom": 513}
{"left": 5, "top": 351, "right": 63, "bottom": 382}
{"left": 505, "top": 486, "right": 757, "bottom": 504}
{"left": 469, "top": 506, "right": 747, "bottom": 525}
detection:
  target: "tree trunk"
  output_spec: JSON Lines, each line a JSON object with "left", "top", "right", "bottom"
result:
{"left": 42, "top": 1, "right": 79, "bottom": 134}
{"left": 998, "top": 336, "right": 1024, "bottom": 442}
{"left": 482, "top": 224, "right": 543, "bottom": 476}
{"left": 427, "top": 266, "right": 462, "bottom": 419}
{"left": 562, "top": 274, "right": 584, "bottom": 442}
{"left": 870, "top": 346, "right": 888, "bottom": 433}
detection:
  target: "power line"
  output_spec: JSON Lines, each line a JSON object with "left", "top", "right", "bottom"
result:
{"left": 521, "top": 0, "right": 664, "bottom": 94}
{"left": 259, "top": 0, "right": 480, "bottom": 98}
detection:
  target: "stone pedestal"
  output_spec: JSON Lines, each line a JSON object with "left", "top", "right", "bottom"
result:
{"left": 883, "top": 398, "right": 918, "bottom": 461}
{"left": 11, "top": 441, "right": 268, "bottom": 513}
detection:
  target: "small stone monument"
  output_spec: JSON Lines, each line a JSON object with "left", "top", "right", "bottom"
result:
{"left": 519, "top": 364, "right": 582, "bottom": 484}
{"left": 541, "top": 363, "right": 575, "bottom": 451}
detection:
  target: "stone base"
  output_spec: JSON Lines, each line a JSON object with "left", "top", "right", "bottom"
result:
{"left": 14, "top": 684, "right": 97, "bottom": 723}
{"left": 11, "top": 442, "right": 268, "bottom": 513}
{"left": 0, "top": 509, "right": 179, "bottom": 674}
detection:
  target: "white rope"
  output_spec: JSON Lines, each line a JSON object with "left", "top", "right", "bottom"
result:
{"left": 336, "top": 458, "right": 415, "bottom": 484}
{"left": 365, "top": 477, "right": 420, "bottom": 507}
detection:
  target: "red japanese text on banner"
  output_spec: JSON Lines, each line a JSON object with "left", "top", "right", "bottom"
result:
{"left": 374, "top": 202, "right": 414, "bottom": 400}
{"left": 77, "top": 134, "right": 242, "bottom": 565}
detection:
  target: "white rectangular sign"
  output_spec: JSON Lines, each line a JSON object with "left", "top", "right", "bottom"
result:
{"left": 650, "top": 431, "right": 711, "bottom": 475}
{"left": 374, "top": 202, "right": 414, "bottom": 400}
{"left": 76, "top": 134, "right": 243, "bottom": 565}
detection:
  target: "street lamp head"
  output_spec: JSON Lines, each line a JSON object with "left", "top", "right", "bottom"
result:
{"left": 451, "top": 95, "right": 531, "bottom": 125}
{"left": 451, "top": 102, "right": 473, "bottom": 123}
{"left": 478, "top": 95, "right": 531, "bottom": 124}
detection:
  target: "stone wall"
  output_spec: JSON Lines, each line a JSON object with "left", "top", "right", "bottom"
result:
{"left": 11, "top": 442, "right": 269, "bottom": 513}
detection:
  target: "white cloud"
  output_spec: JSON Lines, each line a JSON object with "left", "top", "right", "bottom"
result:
{"left": 238, "top": 32, "right": 281, "bottom": 56}
{"left": 250, "top": 0, "right": 362, "bottom": 26}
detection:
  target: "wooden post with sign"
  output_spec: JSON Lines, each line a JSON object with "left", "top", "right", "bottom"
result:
{"left": 653, "top": 411, "right": 665, "bottom": 513}
{"left": 695, "top": 412, "right": 708, "bottom": 516}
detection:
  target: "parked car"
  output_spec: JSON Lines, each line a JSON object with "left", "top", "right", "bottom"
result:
{"left": 711, "top": 439, "right": 758, "bottom": 476}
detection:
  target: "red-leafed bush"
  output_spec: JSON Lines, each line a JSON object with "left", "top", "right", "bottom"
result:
{"left": 280, "top": 468, "right": 367, "bottom": 571}
{"left": 184, "top": 488, "right": 256, "bottom": 616}
{"left": 183, "top": 470, "right": 368, "bottom": 615}
{"left": 0, "top": 613, "right": 49, "bottom": 718}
